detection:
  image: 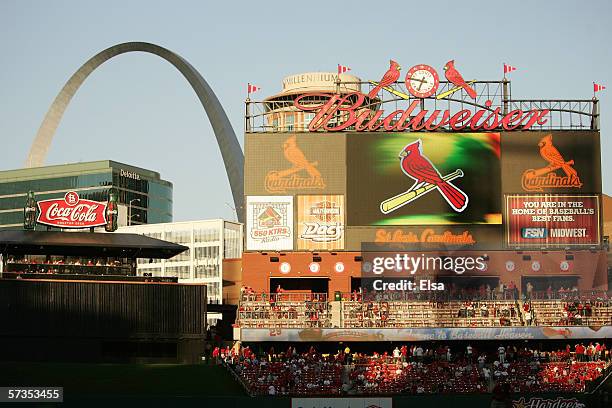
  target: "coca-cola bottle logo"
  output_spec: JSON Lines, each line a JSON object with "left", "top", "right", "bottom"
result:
{"left": 64, "top": 191, "right": 79, "bottom": 206}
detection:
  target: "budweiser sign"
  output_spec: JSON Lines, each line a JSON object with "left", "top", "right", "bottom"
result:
{"left": 295, "top": 92, "right": 549, "bottom": 132}
{"left": 37, "top": 191, "right": 107, "bottom": 228}
{"left": 293, "top": 59, "right": 550, "bottom": 132}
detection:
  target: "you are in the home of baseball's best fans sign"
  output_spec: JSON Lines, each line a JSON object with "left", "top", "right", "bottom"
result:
{"left": 506, "top": 195, "right": 600, "bottom": 247}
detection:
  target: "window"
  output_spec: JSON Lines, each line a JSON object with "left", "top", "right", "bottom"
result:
{"left": 166, "top": 230, "right": 191, "bottom": 244}
{"left": 194, "top": 246, "right": 220, "bottom": 279}
{"left": 303, "top": 113, "right": 315, "bottom": 130}
{"left": 224, "top": 224, "right": 242, "bottom": 259}
{"left": 194, "top": 227, "right": 219, "bottom": 243}
{"left": 286, "top": 114, "right": 294, "bottom": 131}
{"left": 165, "top": 265, "right": 190, "bottom": 280}
{"left": 207, "top": 281, "right": 221, "bottom": 304}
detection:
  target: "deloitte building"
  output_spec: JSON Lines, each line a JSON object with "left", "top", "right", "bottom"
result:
{"left": 0, "top": 160, "right": 172, "bottom": 230}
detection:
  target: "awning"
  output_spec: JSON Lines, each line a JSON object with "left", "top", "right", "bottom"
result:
{"left": 0, "top": 230, "right": 187, "bottom": 259}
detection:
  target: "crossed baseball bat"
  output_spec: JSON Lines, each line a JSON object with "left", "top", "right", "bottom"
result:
{"left": 380, "top": 170, "right": 464, "bottom": 214}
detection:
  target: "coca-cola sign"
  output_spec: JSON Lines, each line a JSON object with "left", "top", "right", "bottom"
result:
{"left": 37, "top": 191, "right": 108, "bottom": 229}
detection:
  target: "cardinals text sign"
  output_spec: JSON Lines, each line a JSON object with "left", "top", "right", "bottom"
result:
{"left": 36, "top": 191, "right": 107, "bottom": 229}
{"left": 244, "top": 133, "right": 345, "bottom": 195}
{"left": 501, "top": 131, "right": 601, "bottom": 194}
{"left": 505, "top": 195, "right": 600, "bottom": 247}
{"left": 345, "top": 225, "right": 504, "bottom": 251}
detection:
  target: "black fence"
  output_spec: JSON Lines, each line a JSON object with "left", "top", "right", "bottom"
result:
{"left": 0, "top": 279, "right": 206, "bottom": 362}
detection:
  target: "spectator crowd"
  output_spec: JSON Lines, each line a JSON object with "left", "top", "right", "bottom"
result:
{"left": 223, "top": 342, "right": 610, "bottom": 396}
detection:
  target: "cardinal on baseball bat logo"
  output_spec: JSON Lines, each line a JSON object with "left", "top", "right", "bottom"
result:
{"left": 521, "top": 134, "right": 583, "bottom": 191}
{"left": 380, "top": 140, "right": 469, "bottom": 214}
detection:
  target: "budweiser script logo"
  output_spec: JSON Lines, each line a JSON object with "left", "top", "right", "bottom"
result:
{"left": 295, "top": 92, "right": 549, "bottom": 132}
{"left": 36, "top": 191, "right": 107, "bottom": 228}
{"left": 521, "top": 134, "right": 583, "bottom": 191}
{"left": 265, "top": 136, "right": 326, "bottom": 193}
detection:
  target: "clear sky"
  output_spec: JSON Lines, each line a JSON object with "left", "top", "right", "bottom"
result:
{"left": 1, "top": 0, "right": 610, "bottom": 222}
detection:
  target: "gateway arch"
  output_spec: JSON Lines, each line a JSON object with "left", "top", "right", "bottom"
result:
{"left": 25, "top": 42, "right": 244, "bottom": 222}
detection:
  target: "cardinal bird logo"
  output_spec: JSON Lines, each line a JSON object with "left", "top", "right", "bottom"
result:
{"left": 444, "top": 60, "right": 477, "bottom": 100}
{"left": 265, "top": 136, "right": 326, "bottom": 193}
{"left": 368, "top": 60, "right": 401, "bottom": 99}
{"left": 521, "top": 134, "right": 582, "bottom": 191}
{"left": 538, "top": 134, "right": 578, "bottom": 178}
{"left": 380, "top": 140, "right": 468, "bottom": 214}
{"left": 281, "top": 136, "right": 321, "bottom": 178}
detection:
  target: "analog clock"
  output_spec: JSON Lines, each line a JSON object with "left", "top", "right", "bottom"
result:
{"left": 405, "top": 64, "right": 440, "bottom": 98}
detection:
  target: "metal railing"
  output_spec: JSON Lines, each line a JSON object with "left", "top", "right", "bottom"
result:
{"left": 236, "top": 291, "right": 612, "bottom": 329}
{"left": 245, "top": 80, "right": 598, "bottom": 132}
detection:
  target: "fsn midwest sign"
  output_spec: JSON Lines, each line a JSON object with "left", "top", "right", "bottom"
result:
{"left": 37, "top": 191, "right": 108, "bottom": 229}
{"left": 293, "top": 59, "right": 550, "bottom": 132}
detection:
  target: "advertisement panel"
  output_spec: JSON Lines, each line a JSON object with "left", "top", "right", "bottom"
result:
{"left": 501, "top": 131, "right": 601, "bottom": 194}
{"left": 292, "top": 398, "right": 392, "bottom": 408}
{"left": 505, "top": 194, "right": 600, "bottom": 247}
{"left": 244, "top": 133, "right": 346, "bottom": 195}
{"left": 346, "top": 225, "right": 503, "bottom": 251}
{"left": 347, "top": 132, "right": 501, "bottom": 226}
{"left": 239, "top": 326, "right": 612, "bottom": 342}
{"left": 296, "top": 195, "right": 344, "bottom": 250}
{"left": 246, "top": 196, "right": 293, "bottom": 251}
{"left": 36, "top": 191, "right": 107, "bottom": 229}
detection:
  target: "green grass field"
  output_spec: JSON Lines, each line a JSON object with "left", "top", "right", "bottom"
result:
{"left": 0, "top": 362, "right": 246, "bottom": 398}
{"left": 1, "top": 362, "right": 610, "bottom": 408}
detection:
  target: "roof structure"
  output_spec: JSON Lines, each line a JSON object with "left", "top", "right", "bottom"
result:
{"left": 0, "top": 230, "right": 188, "bottom": 258}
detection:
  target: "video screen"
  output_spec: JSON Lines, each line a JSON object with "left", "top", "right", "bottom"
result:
{"left": 347, "top": 132, "right": 501, "bottom": 226}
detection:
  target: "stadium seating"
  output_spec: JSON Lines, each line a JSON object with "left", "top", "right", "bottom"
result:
{"left": 238, "top": 292, "right": 331, "bottom": 329}
{"left": 234, "top": 354, "right": 343, "bottom": 396}
{"left": 227, "top": 347, "right": 609, "bottom": 396}
{"left": 527, "top": 300, "right": 612, "bottom": 326}
{"left": 341, "top": 300, "right": 521, "bottom": 328}
{"left": 236, "top": 291, "right": 611, "bottom": 329}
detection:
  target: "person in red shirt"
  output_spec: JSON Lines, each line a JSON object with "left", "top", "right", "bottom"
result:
{"left": 595, "top": 343, "right": 602, "bottom": 361}
{"left": 575, "top": 344, "right": 585, "bottom": 362}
